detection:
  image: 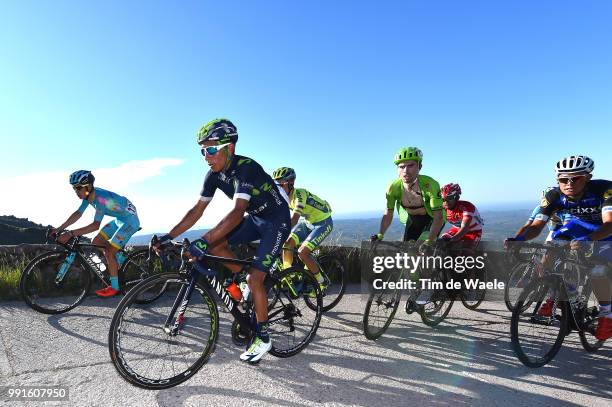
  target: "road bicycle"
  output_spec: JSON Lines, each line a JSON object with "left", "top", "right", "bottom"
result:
{"left": 108, "top": 237, "right": 323, "bottom": 389}
{"left": 20, "top": 230, "right": 178, "bottom": 314}
{"left": 510, "top": 242, "right": 605, "bottom": 367}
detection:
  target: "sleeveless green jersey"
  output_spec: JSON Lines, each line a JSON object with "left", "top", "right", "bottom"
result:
{"left": 385, "top": 174, "right": 444, "bottom": 225}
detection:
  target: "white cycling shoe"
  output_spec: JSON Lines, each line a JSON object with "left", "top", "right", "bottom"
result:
{"left": 240, "top": 337, "right": 272, "bottom": 363}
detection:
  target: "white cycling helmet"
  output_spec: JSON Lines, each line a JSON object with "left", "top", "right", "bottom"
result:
{"left": 555, "top": 155, "right": 594, "bottom": 175}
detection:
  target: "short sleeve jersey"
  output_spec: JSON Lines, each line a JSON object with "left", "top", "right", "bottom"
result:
{"left": 385, "top": 174, "right": 444, "bottom": 225}
{"left": 538, "top": 179, "right": 612, "bottom": 225}
{"left": 290, "top": 188, "right": 332, "bottom": 224}
{"left": 77, "top": 187, "right": 138, "bottom": 223}
{"left": 200, "top": 155, "right": 289, "bottom": 218}
{"left": 444, "top": 200, "right": 483, "bottom": 232}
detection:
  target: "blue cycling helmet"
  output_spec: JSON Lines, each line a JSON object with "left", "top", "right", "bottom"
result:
{"left": 69, "top": 170, "right": 94, "bottom": 186}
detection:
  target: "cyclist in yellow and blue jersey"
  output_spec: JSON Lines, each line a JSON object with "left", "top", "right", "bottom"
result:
{"left": 52, "top": 170, "right": 140, "bottom": 297}
{"left": 272, "top": 167, "right": 333, "bottom": 294}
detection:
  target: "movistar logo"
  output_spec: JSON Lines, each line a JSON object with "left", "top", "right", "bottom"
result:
{"left": 262, "top": 255, "right": 274, "bottom": 267}
{"left": 238, "top": 158, "right": 252, "bottom": 166}
{"left": 261, "top": 182, "right": 272, "bottom": 191}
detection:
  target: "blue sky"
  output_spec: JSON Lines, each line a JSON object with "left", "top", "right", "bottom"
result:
{"left": 1, "top": 1, "right": 610, "bottom": 233}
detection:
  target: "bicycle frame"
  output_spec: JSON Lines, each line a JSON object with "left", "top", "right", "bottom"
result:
{"left": 161, "top": 249, "right": 293, "bottom": 340}
{"left": 55, "top": 238, "right": 116, "bottom": 288}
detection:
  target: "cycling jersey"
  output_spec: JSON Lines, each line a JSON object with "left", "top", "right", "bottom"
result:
{"left": 443, "top": 200, "right": 483, "bottom": 233}
{"left": 528, "top": 205, "right": 567, "bottom": 231}
{"left": 77, "top": 187, "right": 139, "bottom": 223}
{"left": 540, "top": 179, "right": 612, "bottom": 262}
{"left": 200, "top": 155, "right": 289, "bottom": 218}
{"left": 200, "top": 155, "right": 291, "bottom": 273}
{"left": 538, "top": 179, "right": 612, "bottom": 225}
{"left": 289, "top": 188, "right": 332, "bottom": 224}
{"left": 386, "top": 175, "right": 444, "bottom": 225}
{"left": 77, "top": 187, "right": 140, "bottom": 249}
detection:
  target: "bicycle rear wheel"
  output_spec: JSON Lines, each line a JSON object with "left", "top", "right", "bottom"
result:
{"left": 510, "top": 277, "right": 567, "bottom": 368}
{"left": 20, "top": 251, "right": 91, "bottom": 314}
{"left": 108, "top": 272, "right": 219, "bottom": 389}
{"left": 265, "top": 267, "right": 322, "bottom": 357}
{"left": 304, "top": 254, "right": 348, "bottom": 312}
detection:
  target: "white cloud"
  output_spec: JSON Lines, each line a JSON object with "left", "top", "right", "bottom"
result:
{"left": 0, "top": 158, "right": 194, "bottom": 233}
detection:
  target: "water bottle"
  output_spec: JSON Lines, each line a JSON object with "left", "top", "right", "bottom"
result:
{"left": 226, "top": 282, "right": 243, "bottom": 301}
{"left": 88, "top": 252, "right": 106, "bottom": 272}
{"left": 240, "top": 281, "right": 251, "bottom": 302}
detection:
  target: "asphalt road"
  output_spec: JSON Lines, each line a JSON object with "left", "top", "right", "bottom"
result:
{"left": 0, "top": 287, "right": 610, "bottom": 407}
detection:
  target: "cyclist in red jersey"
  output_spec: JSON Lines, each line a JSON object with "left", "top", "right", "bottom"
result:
{"left": 439, "top": 183, "right": 483, "bottom": 249}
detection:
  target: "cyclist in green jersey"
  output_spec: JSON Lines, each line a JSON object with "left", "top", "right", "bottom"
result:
{"left": 272, "top": 167, "right": 333, "bottom": 293}
{"left": 371, "top": 147, "right": 445, "bottom": 251}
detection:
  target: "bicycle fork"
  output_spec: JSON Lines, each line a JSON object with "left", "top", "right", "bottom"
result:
{"left": 56, "top": 252, "right": 76, "bottom": 284}
{"left": 163, "top": 275, "right": 197, "bottom": 336}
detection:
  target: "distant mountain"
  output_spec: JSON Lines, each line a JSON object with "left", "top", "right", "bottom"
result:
{"left": 128, "top": 207, "right": 537, "bottom": 247}
{"left": 0, "top": 215, "right": 50, "bottom": 245}
{"left": 129, "top": 229, "right": 211, "bottom": 246}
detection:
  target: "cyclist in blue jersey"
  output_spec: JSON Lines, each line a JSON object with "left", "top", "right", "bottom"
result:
{"left": 507, "top": 155, "right": 612, "bottom": 340}
{"left": 514, "top": 188, "right": 567, "bottom": 242}
{"left": 155, "top": 118, "right": 290, "bottom": 363}
{"left": 52, "top": 170, "right": 140, "bottom": 297}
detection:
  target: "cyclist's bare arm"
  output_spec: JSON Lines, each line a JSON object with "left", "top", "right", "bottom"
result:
{"left": 520, "top": 219, "right": 547, "bottom": 240}
{"left": 71, "top": 220, "right": 101, "bottom": 237}
{"left": 56, "top": 210, "right": 83, "bottom": 231}
{"left": 168, "top": 199, "right": 209, "bottom": 238}
{"left": 378, "top": 209, "right": 394, "bottom": 235}
{"left": 290, "top": 211, "right": 300, "bottom": 228}
{"left": 514, "top": 220, "right": 533, "bottom": 238}
{"left": 203, "top": 198, "right": 248, "bottom": 245}
{"left": 426, "top": 209, "right": 444, "bottom": 241}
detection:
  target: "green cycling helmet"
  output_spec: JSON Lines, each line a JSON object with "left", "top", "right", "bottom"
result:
{"left": 197, "top": 118, "right": 238, "bottom": 145}
{"left": 394, "top": 147, "right": 423, "bottom": 165}
{"left": 272, "top": 167, "right": 296, "bottom": 182}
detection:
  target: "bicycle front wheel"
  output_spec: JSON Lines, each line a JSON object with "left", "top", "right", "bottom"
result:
{"left": 20, "top": 251, "right": 91, "bottom": 314}
{"left": 363, "top": 281, "right": 401, "bottom": 340}
{"left": 419, "top": 268, "right": 454, "bottom": 327}
{"left": 460, "top": 267, "right": 487, "bottom": 310}
{"left": 108, "top": 272, "right": 219, "bottom": 389}
{"left": 510, "top": 277, "right": 567, "bottom": 368}
{"left": 505, "top": 261, "right": 536, "bottom": 312}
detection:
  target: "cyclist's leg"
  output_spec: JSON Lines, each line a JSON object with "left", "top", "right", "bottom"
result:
{"left": 211, "top": 216, "right": 260, "bottom": 274}
{"left": 298, "top": 217, "right": 333, "bottom": 278}
{"left": 441, "top": 226, "right": 460, "bottom": 241}
{"left": 592, "top": 240, "right": 612, "bottom": 308}
{"left": 94, "top": 220, "right": 122, "bottom": 296}
{"left": 284, "top": 222, "right": 309, "bottom": 269}
{"left": 592, "top": 240, "right": 612, "bottom": 340}
{"left": 240, "top": 213, "right": 290, "bottom": 362}
{"left": 404, "top": 214, "right": 433, "bottom": 242}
